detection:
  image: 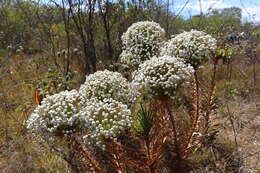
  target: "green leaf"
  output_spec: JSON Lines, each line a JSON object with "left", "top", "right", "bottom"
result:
{"left": 133, "top": 104, "right": 154, "bottom": 140}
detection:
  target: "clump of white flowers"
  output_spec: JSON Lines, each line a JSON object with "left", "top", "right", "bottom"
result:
{"left": 77, "top": 70, "right": 137, "bottom": 144}
{"left": 79, "top": 98, "right": 132, "bottom": 144}
{"left": 120, "top": 21, "right": 165, "bottom": 67}
{"left": 27, "top": 70, "right": 136, "bottom": 144}
{"left": 133, "top": 55, "right": 194, "bottom": 98}
{"left": 27, "top": 23, "right": 215, "bottom": 147}
{"left": 27, "top": 90, "right": 86, "bottom": 135}
{"left": 79, "top": 70, "right": 136, "bottom": 105}
{"left": 161, "top": 30, "right": 216, "bottom": 68}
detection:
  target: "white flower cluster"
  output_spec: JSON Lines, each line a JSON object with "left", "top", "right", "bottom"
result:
{"left": 27, "top": 70, "right": 135, "bottom": 144}
{"left": 27, "top": 90, "right": 86, "bottom": 135}
{"left": 120, "top": 21, "right": 165, "bottom": 67}
{"left": 133, "top": 56, "right": 194, "bottom": 98}
{"left": 27, "top": 23, "right": 217, "bottom": 146}
{"left": 79, "top": 70, "right": 136, "bottom": 105}
{"left": 161, "top": 30, "right": 216, "bottom": 68}
{"left": 78, "top": 70, "right": 135, "bottom": 143}
{"left": 78, "top": 98, "right": 132, "bottom": 144}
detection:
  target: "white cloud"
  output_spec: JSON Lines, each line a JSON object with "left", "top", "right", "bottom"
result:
{"left": 184, "top": 0, "right": 231, "bottom": 13}
{"left": 242, "top": 6, "right": 260, "bottom": 22}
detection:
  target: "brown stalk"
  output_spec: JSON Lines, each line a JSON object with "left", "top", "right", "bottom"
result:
{"left": 104, "top": 140, "right": 146, "bottom": 173}
{"left": 111, "top": 154, "right": 127, "bottom": 173}
{"left": 204, "top": 57, "right": 219, "bottom": 133}
{"left": 75, "top": 139, "right": 104, "bottom": 173}
{"left": 145, "top": 132, "right": 164, "bottom": 173}
{"left": 183, "top": 141, "right": 202, "bottom": 158}
{"left": 108, "top": 142, "right": 127, "bottom": 173}
{"left": 145, "top": 139, "right": 155, "bottom": 173}
{"left": 147, "top": 130, "right": 170, "bottom": 166}
{"left": 183, "top": 71, "right": 200, "bottom": 155}
{"left": 163, "top": 99, "right": 181, "bottom": 159}
{"left": 147, "top": 99, "right": 171, "bottom": 173}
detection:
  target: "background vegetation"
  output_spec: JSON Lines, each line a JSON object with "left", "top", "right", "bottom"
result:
{"left": 0, "top": 0, "right": 259, "bottom": 172}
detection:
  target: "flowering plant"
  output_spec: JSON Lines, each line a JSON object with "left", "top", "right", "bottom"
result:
{"left": 26, "top": 90, "right": 86, "bottom": 135}
{"left": 25, "top": 20, "right": 222, "bottom": 172}
{"left": 79, "top": 98, "right": 132, "bottom": 144}
{"left": 133, "top": 55, "right": 194, "bottom": 98}
{"left": 120, "top": 21, "right": 165, "bottom": 67}
{"left": 79, "top": 70, "right": 136, "bottom": 105}
{"left": 161, "top": 30, "right": 216, "bottom": 68}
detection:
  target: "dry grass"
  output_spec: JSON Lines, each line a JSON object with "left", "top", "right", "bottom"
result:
{"left": 0, "top": 46, "right": 260, "bottom": 172}
{"left": 0, "top": 53, "right": 68, "bottom": 172}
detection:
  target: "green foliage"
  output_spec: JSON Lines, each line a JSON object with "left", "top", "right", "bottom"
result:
{"left": 217, "top": 48, "right": 233, "bottom": 57}
{"left": 217, "top": 81, "right": 239, "bottom": 98}
{"left": 36, "top": 68, "right": 77, "bottom": 96}
{"left": 184, "top": 9, "right": 241, "bottom": 34}
{"left": 133, "top": 104, "right": 154, "bottom": 140}
{"left": 216, "top": 47, "right": 233, "bottom": 60}
{"left": 25, "top": 47, "right": 42, "bottom": 55}
{"left": 34, "top": 153, "right": 67, "bottom": 173}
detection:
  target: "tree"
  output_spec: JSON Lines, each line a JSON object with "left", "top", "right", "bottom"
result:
{"left": 63, "top": 0, "right": 97, "bottom": 75}
{"left": 222, "top": 7, "right": 242, "bottom": 21}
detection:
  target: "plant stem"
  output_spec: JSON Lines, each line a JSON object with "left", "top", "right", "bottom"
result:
{"left": 204, "top": 57, "right": 219, "bottom": 133}
{"left": 164, "top": 100, "right": 181, "bottom": 159}
{"left": 183, "top": 70, "right": 200, "bottom": 154}
{"left": 74, "top": 137, "right": 104, "bottom": 173}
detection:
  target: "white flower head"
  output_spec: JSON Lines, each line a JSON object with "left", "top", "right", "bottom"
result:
{"left": 26, "top": 90, "right": 86, "bottom": 135}
{"left": 79, "top": 70, "right": 137, "bottom": 105}
{"left": 161, "top": 30, "right": 216, "bottom": 68}
{"left": 132, "top": 55, "right": 194, "bottom": 98}
{"left": 120, "top": 21, "right": 165, "bottom": 67}
{"left": 79, "top": 98, "right": 132, "bottom": 142}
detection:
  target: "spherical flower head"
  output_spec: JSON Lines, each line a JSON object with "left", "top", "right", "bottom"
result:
{"left": 79, "top": 70, "right": 137, "bottom": 105}
{"left": 78, "top": 98, "right": 132, "bottom": 142}
{"left": 120, "top": 21, "right": 165, "bottom": 67}
{"left": 26, "top": 90, "right": 86, "bottom": 135}
{"left": 132, "top": 56, "right": 194, "bottom": 99}
{"left": 161, "top": 30, "right": 216, "bottom": 69}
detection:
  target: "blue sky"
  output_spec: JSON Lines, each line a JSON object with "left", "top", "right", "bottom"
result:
{"left": 171, "top": 0, "right": 260, "bottom": 23}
